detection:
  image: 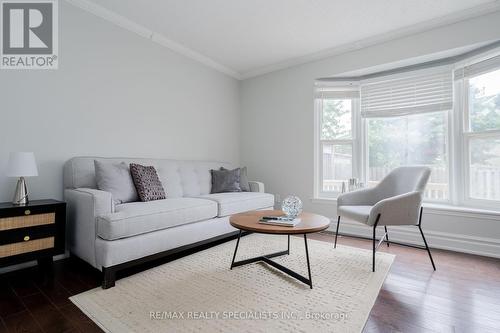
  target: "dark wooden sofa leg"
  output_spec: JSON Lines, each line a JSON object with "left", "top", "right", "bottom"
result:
{"left": 102, "top": 267, "right": 116, "bottom": 289}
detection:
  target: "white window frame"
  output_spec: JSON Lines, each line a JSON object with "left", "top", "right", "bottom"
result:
{"left": 457, "top": 59, "right": 500, "bottom": 208}
{"left": 313, "top": 83, "right": 361, "bottom": 199}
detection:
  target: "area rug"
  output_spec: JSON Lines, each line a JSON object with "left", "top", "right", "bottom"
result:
{"left": 70, "top": 234, "right": 394, "bottom": 333}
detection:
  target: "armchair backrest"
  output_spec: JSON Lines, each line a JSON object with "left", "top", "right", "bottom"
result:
{"left": 375, "top": 166, "right": 431, "bottom": 200}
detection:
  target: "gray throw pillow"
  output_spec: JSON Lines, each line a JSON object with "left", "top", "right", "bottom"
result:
{"left": 94, "top": 160, "right": 138, "bottom": 205}
{"left": 211, "top": 168, "right": 242, "bottom": 193}
{"left": 221, "top": 166, "right": 250, "bottom": 192}
{"left": 129, "top": 163, "right": 166, "bottom": 202}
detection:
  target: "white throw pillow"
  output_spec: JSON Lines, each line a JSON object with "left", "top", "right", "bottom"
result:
{"left": 94, "top": 160, "right": 138, "bottom": 204}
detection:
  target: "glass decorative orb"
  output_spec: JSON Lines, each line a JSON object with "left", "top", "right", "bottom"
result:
{"left": 281, "top": 195, "right": 303, "bottom": 218}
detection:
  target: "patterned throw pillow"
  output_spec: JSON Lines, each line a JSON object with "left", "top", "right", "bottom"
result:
{"left": 129, "top": 163, "right": 166, "bottom": 202}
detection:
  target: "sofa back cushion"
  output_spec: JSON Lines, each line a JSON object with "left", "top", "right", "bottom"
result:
{"left": 64, "top": 157, "right": 233, "bottom": 198}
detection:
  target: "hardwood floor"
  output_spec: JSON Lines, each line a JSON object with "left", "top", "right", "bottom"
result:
{"left": 0, "top": 233, "right": 499, "bottom": 333}
{"left": 313, "top": 233, "right": 500, "bottom": 333}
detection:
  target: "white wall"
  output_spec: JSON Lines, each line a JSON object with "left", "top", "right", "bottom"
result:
{"left": 0, "top": 2, "right": 240, "bottom": 203}
{"left": 240, "top": 11, "right": 500, "bottom": 258}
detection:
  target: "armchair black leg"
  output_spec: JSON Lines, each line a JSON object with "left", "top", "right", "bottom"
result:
{"left": 418, "top": 225, "right": 436, "bottom": 271}
{"left": 372, "top": 225, "right": 376, "bottom": 272}
{"left": 384, "top": 226, "right": 390, "bottom": 247}
{"left": 372, "top": 214, "right": 381, "bottom": 272}
{"left": 334, "top": 216, "right": 341, "bottom": 249}
{"left": 418, "top": 207, "right": 436, "bottom": 271}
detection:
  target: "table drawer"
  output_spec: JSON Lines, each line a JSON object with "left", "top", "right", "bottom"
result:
{"left": 0, "top": 236, "right": 54, "bottom": 258}
{"left": 0, "top": 212, "right": 55, "bottom": 231}
{"left": 0, "top": 224, "right": 55, "bottom": 246}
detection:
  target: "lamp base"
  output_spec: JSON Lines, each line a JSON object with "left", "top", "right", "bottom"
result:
{"left": 13, "top": 177, "right": 29, "bottom": 205}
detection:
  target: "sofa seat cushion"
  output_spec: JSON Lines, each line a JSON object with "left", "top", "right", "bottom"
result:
{"left": 97, "top": 198, "right": 217, "bottom": 240}
{"left": 196, "top": 192, "right": 274, "bottom": 217}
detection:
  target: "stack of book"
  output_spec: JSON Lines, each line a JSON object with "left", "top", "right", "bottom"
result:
{"left": 258, "top": 216, "right": 301, "bottom": 227}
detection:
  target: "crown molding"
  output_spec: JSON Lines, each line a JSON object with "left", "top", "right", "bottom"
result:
{"left": 240, "top": 1, "right": 500, "bottom": 79}
{"left": 64, "top": 0, "right": 242, "bottom": 79}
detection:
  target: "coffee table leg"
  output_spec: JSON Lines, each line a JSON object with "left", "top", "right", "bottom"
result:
{"left": 230, "top": 232, "right": 313, "bottom": 288}
{"left": 230, "top": 230, "right": 242, "bottom": 270}
{"left": 304, "top": 234, "right": 312, "bottom": 289}
{"left": 287, "top": 235, "right": 290, "bottom": 254}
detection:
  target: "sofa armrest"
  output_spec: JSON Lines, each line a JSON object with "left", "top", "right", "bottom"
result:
{"left": 72, "top": 188, "right": 114, "bottom": 215}
{"left": 65, "top": 188, "right": 113, "bottom": 269}
{"left": 248, "top": 181, "right": 265, "bottom": 193}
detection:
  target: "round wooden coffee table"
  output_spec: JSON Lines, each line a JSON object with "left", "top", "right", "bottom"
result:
{"left": 229, "top": 210, "right": 330, "bottom": 289}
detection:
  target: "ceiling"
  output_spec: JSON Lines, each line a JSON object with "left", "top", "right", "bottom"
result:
{"left": 80, "top": 0, "right": 500, "bottom": 79}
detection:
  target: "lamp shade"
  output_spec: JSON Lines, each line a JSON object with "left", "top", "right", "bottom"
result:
{"left": 6, "top": 152, "right": 38, "bottom": 177}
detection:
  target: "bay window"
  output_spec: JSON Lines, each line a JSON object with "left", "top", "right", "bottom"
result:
{"left": 314, "top": 50, "right": 500, "bottom": 209}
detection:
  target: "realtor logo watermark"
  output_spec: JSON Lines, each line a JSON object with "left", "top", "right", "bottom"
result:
{"left": 1, "top": 0, "right": 58, "bottom": 69}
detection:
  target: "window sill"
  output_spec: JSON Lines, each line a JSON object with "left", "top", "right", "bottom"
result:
{"left": 423, "top": 203, "right": 500, "bottom": 218}
{"left": 310, "top": 197, "right": 337, "bottom": 205}
{"left": 310, "top": 197, "right": 500, "bottom": 218}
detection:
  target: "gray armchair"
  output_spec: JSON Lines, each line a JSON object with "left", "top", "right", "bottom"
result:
{"left": 336, "top": 166, "right": 436, "bottom": 272}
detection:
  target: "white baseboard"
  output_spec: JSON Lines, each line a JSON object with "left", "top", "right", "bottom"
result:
{"left": 327, "top": 220, "right": 500, "bottom": 259}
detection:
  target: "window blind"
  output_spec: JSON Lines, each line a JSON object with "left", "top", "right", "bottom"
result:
{"left": 360, "top": 68, "right": 453, "bottom": 118}
{"left": 454, "top": 54, "right": 500, "bottom": 79}
{"left": 314, "top": 85, "right": 360, "bottom": 99}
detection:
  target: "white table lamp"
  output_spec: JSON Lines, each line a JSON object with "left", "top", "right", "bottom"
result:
{"left": 6, "top": 152, "right": 38, "bottom": 205}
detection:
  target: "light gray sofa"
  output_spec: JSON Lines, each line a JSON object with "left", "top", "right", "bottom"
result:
{"left": 63, "top": 157, "right": 274, "bottom": 288}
